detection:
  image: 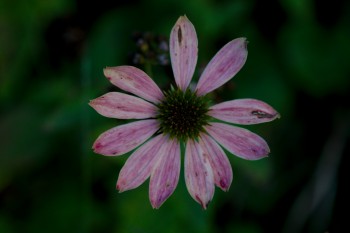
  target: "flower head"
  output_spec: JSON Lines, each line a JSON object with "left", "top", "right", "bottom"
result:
{"left": 89, "top": 16, "right": 280, "bottom": 209}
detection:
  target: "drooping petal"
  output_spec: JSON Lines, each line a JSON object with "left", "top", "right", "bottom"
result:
{"left": 149, "top": 139, "right": 180, "bottom": 209}
{"left": 196, "top": 38, "right": 248, "bottom": 96}
{"left": 103, "top": 66, "right": 164, "bottom": 103}
{"left": 89, "top": 92, "right": 157, "bottom": 119}
{"left": 205, "top": 122, "right": 270, "bottom": 160}
{"left": 209, "top": 98, "right": 280, "bottom": 125}
{"left": 93, "top": 119, "right": 158, "bottom": 156}
{"left": 199, "top": 133, "right": 233, "bottom": 191}
{"left": 185, "top": 139, "right": 215, "bottom": 209}
{"left": 170, "top": 15, "right": 198, "bottom": 91}
{"left": 117, "top": 135, "right": 167, "bottom": 192}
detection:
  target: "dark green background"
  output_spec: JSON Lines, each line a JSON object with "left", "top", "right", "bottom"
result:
{"left": 1, "top": 0, "right": 349, "bottom": 232}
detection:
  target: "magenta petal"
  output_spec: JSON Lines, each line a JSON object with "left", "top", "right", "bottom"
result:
{"left": 209, "top": 98, "right": 280, "bottom": 125}
{"left": 149, "top": 139, "right": 180, "bottom": 209}
{"left": 93, "top": 119, "right": 158, "bottom": 156}
{"left": 104, "top": 66, "right": 164, "bottom": 103}
{"left": 185, "top": 139, "right": 215, "bottom": 209}
{"left": 199, "top": 133, "right": 233, "bottom": 191}
{"left": 89, "top": 92, "right": 157, "bottom": 119}
{"left": 196, "top": 38, "right": 248, "bottom": 96}
{"left": 116, "top": 135, "right": 167, "bottom": 192}
{"left": 170, "top": 15, "right": 198, "bottom": 91}
{"left": 205, "top": 123, "right": 270, "bottom": 160}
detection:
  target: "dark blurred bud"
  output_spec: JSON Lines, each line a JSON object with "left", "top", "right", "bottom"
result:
{"left": 129, "top": 31, "right": 170, "bottom": 67}
{"left": 157, "top": 54, "right": 169, "bottom": 66}
{"left": 158, "top": 38, "right": 169, "bottom": 52}
{"left": 131, "top": 53, "right": 145, "bottom": 65}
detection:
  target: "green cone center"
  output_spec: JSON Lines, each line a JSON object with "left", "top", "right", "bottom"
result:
{"left": 156, "top": 88, "right": 210, "bottom": 141}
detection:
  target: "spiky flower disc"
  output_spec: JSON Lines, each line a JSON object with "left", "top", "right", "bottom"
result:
{"left": 156, "top": 88, "right": 210, "bottom": 141}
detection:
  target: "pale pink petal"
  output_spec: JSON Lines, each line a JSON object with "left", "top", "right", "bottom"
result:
{"left": 93, "top": 119, "right": 158, "bottom": 156}
{"left": 199, "top": 133, "right": 233, "bottom": 191}
{"left": 196, "top": 38, "right": 248, "bottom": 96}
{"left": 205, "top": 122, "right": 270, "bottom": 160}
{"left": 116, "top": 135, "right": 167, "bottom": 192}
{"left": 209, "top": 98, "right": 280, "bottom": 125}
{"left": 170, "top": 15, "right": 198, "bottom": 91}
{"left": 149, "top": 139, "right": 180, "bottom": 209}
{"left": 89, "top": 92, "right": 157, "bottom": 119}
{"left": 185, "top": 139, "right": 215, "bottom": 209}
{"left": 103, "top": 66, "right": 164, "bottom": 103}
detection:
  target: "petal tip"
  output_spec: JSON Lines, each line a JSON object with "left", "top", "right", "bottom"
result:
{"left": 234, "top": 37, "right": 248, "bottom": 53}
{"left": 92, "top": 141, "right": 120, "bottom": 156}
{"left": 259, "top": 109, "right": 280, "bottom": 122}
{"left": 178, "top": 15, "right": 190, "bottom": 22}
{"left": 150, "top": 200, "right": 162, "bottom": 209}
{"left": 92, "top": 141, "right": 102, "bottom": 151}
{"left": 219, "top": 179, "right": 231, "bottom": 191}
{"left": 103, "top": 67, "right": 109, "bottom": 73}
{"left": 116, "top": 182, "right": 127, "bottom": 193}
{"left": 261, "top": 149, "right": 270, "bottom": 158}
{"left": 88, "top": 100, "right": 94, "bottom": 107}
{"left": 103, "top": 68, "right": 112, "bottom": 80}
{"left": 195, "top": 195, "right": 210, "bottom": 210}
{"left": 151, "top": 204, "right": 161, "bottom": 210}
{"left": 92, "top": 140, "right": 109, "bottom": 155}
{"left": 88, "top": 98, "right": 100, "bottom": 109}
{"left": 240, "top": 37, "right": 248, "bottom": 44}
{"left": 151, "top": 205, "right": 159, "bottom": 210}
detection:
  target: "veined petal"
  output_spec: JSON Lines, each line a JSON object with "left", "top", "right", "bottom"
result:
{"left": 149, "top": 139, "right": 180, "bottom": 209}
{"left": 196, "top": 38, "right": 248, "bottom": 96}
{"left": 205, "top": 122, "right": 270, "bottom": 160}
{"left": 199, "top": 133, "right": 233, "bottom": 191}
{"left": 89, "top": 92, "right": 157, "bottom": 119}
{"left": 170, "top": 15, "right": 198, "bottom": 91}
{"left": 103, "top": 66, "right": 164, "bottom": 104}
{"left": 209, "top": 98, "right": 280, "bottom": 125}
{"left": 117, "top": 135, "right": 167, "bottom": 192}
{"left": 185, "top": 139, "right": 215, "bottom": 209}
{"left": 93, "top": 119, "right": 158, "bottom": 156}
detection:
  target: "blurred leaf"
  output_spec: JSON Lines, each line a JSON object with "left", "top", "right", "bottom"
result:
{"left": 25, "top": 183, "right": 84, "bottom": 233}
{"left": 0, "top": 215, "right": 14, "bottom": 233}
{"left": 0, "top": 107, "right": 49, "bottom": 189}
{"left": 0, "top": 0, "right": 73, "bottom": 103}
{"left": 278, "top": 16, "right": 350, "bottom": 97}
{"left": 86, "top": 6, "right": 164, "bottom": 93}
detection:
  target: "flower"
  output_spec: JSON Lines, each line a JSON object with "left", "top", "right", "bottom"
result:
{"left": 89, "top": 16, "right": 280, "bottom": 209}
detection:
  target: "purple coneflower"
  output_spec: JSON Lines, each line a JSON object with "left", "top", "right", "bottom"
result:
{"left": 89, "top": 16, "right": 279, "bottom": 209}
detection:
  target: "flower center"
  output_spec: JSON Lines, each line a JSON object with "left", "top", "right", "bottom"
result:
{"left": 156, "top": 88, "right": 210, "bottom": 141}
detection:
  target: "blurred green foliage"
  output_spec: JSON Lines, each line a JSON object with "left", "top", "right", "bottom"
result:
{"left": 1, "top": 0, "right": 349, "bottom": 233}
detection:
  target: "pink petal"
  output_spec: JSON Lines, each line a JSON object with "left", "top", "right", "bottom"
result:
{"left": 116, "top": 135, "right": 167, "bottom": 192}
{"left": 89, "top": 92, "right": 157, "bottom": 119}
{"left": 170, "top": 15, "right": 198, "bottom": 91}
{"left": 199, "top": 133, "right": 233, "bottom": 191}
{"left": 103, "top": 66, "right": 164, "bottom": 103}
{"left": 196, "top": 38, "right": 248, "bottom": 96}
{"left": 93, "top": 119, "right": 159, "bottom": 156}
{"left": 205, "top": 122, "right": 270, "bottom": 160}
{"left": 209, "top": 98, "right": 280, "bottom": 125}
{"left": 185, "top": 139, "right": 215, "bottom": 209}
{"left": 149, "top": 139, "right": 180, "bottom": 209}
